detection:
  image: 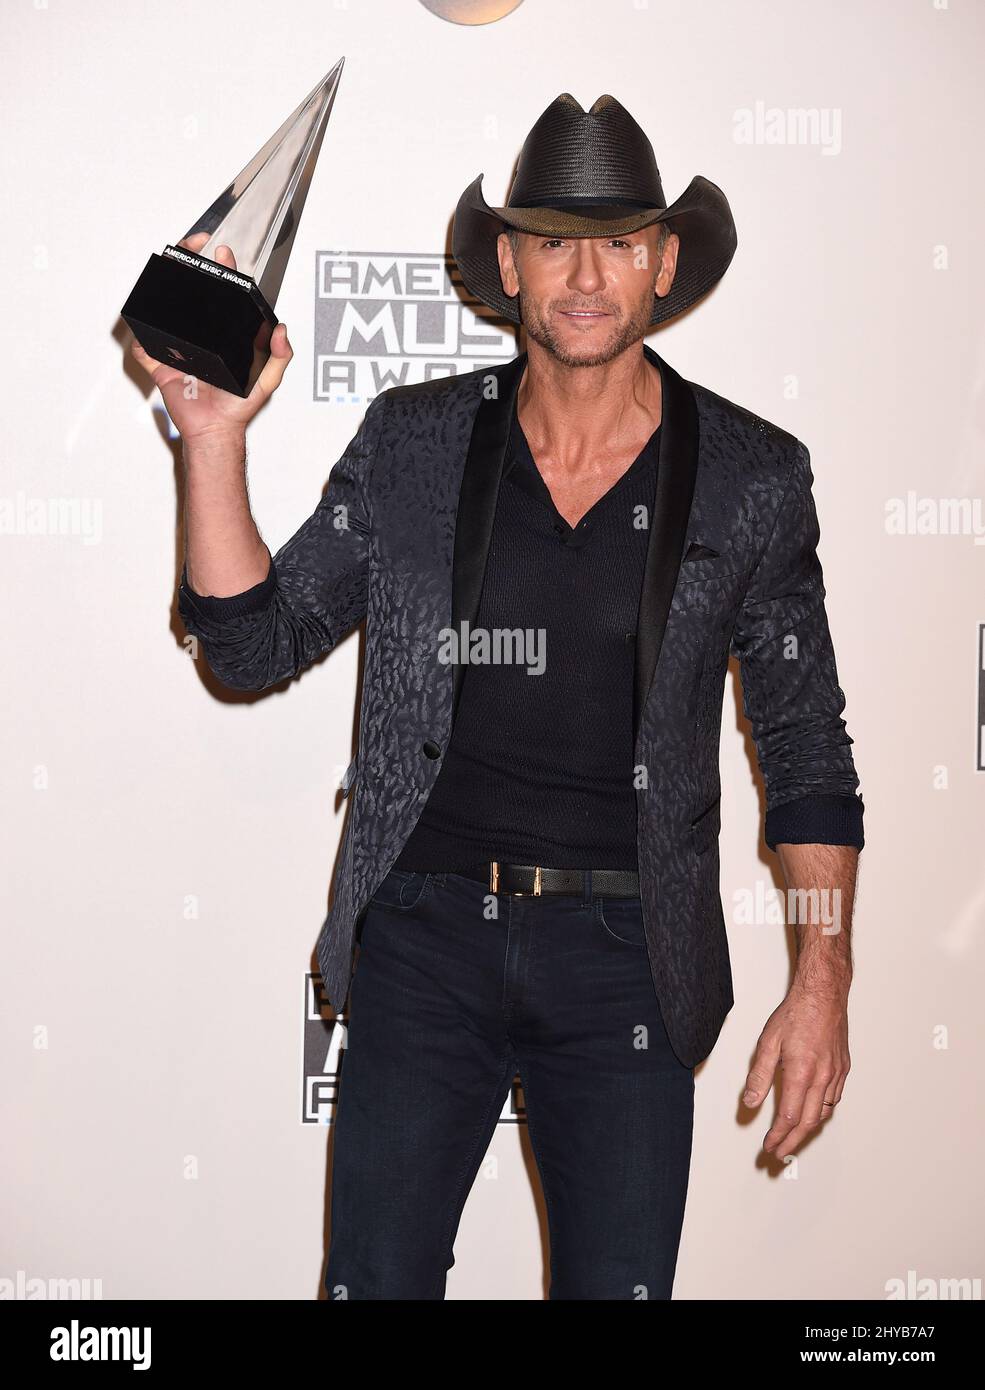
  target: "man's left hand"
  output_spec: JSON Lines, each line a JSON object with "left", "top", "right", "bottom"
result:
{"left": 741, "top": 985, "right": 851, "bottom": 1159}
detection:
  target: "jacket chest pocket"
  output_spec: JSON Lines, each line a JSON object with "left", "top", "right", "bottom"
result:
{"left": 678, "top": 552, "right": 742, "bottom": 585}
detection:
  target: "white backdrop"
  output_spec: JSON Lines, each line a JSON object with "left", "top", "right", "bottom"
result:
{"left": 2, "top": 0, "right": 983, "bottom": 1301}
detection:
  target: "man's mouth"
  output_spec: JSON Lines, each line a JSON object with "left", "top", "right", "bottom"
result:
{"left": 559, "top": 310, "right": 609, "bottom": 318}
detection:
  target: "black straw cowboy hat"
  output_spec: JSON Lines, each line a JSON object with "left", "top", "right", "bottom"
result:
{"left": 452, "top": 92, "right": 737, "bottom": 328}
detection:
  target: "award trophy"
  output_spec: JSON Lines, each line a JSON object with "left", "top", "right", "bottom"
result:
{"left": 121, "top": 59, "right": 344, "bottom": 398}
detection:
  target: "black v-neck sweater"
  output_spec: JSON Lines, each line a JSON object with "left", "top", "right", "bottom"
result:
{"left": 394, "top": 403, "right": 662, "bottom": 872}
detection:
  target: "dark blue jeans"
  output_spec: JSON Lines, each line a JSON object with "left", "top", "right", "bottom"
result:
{"left": 324, "top": 867, "right": 695, "bottom": 1300}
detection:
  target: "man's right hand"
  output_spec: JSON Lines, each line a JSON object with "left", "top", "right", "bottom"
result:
{"left": 129, "top": 232, "right": 294, "bottom": 441}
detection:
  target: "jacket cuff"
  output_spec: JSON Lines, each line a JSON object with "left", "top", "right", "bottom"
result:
{"left": 765, "top": 793, "right": 865, "bottom": 852}
{"left": 179, "top": 560, "right": 277, "bottom": 619}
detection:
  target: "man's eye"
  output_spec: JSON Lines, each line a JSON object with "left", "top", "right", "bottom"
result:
{"left": 541, "top": 238, "right": 632, "bottom": 248}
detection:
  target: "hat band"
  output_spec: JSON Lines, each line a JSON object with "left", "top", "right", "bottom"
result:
{"left": 509, "top": 194, "right": 662, "bottom": 211}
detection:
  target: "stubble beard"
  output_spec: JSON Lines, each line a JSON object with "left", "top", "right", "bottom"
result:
{"left": 516, "top": 283, "right": 656, "bottom": 368}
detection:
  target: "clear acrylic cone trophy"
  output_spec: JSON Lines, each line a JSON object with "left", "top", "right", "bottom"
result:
{"left": 122, "top": 60, "right": 344, "bottom": 398}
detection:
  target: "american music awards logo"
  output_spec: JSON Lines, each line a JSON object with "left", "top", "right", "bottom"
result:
{"left": 313, "top": 250, "right": 516, "bottom": 404}
{"left": 301, "top": 973, "right": 526, "bottom": 1125}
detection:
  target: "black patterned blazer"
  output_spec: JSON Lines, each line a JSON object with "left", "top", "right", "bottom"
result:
{"left": 178, "top": 342, "right": 864, "bottom": 1068}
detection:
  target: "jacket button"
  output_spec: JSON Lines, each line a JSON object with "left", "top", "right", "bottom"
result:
{"left": 422, "top": 740, "right": 442, "bottom": 759}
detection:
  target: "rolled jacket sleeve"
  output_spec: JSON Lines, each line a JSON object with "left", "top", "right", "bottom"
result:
{"left": 177, "top": 391, "right": 388, "bottom": 691}
{"left": 179, "top": 559, "right": 278, "bottom": 620}
{"left": 730, "top": 439, "right": 865, "bottom": 852}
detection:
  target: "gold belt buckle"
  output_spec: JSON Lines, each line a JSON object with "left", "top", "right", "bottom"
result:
{"left": 489, "top": 862, "right": 542, "bottom": 896}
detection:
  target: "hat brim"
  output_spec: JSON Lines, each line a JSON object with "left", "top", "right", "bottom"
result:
{"left": 452, "top": 172, "right": 737, "bottom": 328}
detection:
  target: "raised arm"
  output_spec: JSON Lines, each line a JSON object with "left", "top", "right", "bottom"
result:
{"left": 131, "top": 232, "right": 388, "bottom": 693}
{"left": 130, "top": 234, "right": 294, "bottom": 602}
{"left": 176, "top": 394, "right": 386, "bottom": 690}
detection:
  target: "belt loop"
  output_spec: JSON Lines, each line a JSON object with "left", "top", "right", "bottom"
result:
{"left": 582, "top": 869, "right": 591, "bottom": 907}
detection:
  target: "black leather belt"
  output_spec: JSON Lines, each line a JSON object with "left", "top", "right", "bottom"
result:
{"left": 457, "top": 862, "right": 640, "bottom": 897}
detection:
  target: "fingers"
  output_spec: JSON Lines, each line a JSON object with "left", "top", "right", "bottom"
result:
{"left": 742, "top": 1031, "right": 781, "bottom": 1108}
{"left": 130, "top": 314, "right": 288, "bottom": 407}
{"left": 787, "top": 1079, "right": 830, "bottom": 1151}
{"left": 251, "top": 322, "right": 293, "bottom": 401}
{"left": 269, "top": 321, "right": 292, "bottom": 358}
{"left": 129, "top": 334, "right": 162, "bottom": 377}
{"left": 177, "top": 231, "right": 211, "bottom": 253}
{"left": 763, "top": 1068, "right": 812, "bottom": 1157}
{"left": 175, "top": 232, "right": 238, "bottom": 273}
{"left": 825, "top": 1068, "right": 849, "bottom": 1112}
{"left": 765, "top": 1071, "right": 838, "bottom": 1158}
{"left": 213, "top": 243, "right": 237, "bottom": 272}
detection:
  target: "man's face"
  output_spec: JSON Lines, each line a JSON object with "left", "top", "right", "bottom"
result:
{"left": 495, "top": 223, "right": 679, "bottom": 368}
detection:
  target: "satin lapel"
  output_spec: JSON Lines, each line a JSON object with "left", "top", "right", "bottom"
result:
{"left": 450, "top": 350, "right": 528, "bottom": 728}
{"left": 633, "top": 342, "right": 700, "bottom": 743}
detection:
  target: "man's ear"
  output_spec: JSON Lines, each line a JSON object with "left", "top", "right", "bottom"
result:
{"left": 497, "top": 230, "right": 519, "bottom": 297}
{"left": 654, "top": 231, "right": 680, "bottom": 300}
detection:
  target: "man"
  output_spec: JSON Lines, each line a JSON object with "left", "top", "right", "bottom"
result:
{"left": 134, "top": 92, "right": 864, "bottom": 1300}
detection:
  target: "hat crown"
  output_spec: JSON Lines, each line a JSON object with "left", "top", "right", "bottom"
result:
{"left": 507, "top": 92, "right": 666, "bottom": 211}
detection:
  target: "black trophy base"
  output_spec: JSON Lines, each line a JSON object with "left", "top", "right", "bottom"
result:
{"left": 121, "top": 246, "right": 278, "bottom": 398}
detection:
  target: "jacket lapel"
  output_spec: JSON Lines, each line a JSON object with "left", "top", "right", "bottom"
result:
{"left": 450, "top": 350, "right": 527, "bottom": 727}
{"left": 448, "top": 342, "right": 699, "bottom": 741}
{"left": 633, "top": 343, "right": 700, "bottom": 743}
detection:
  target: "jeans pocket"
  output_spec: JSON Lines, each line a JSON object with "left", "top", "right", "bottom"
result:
{"left": 595, "top": 895, "right": 648, "bottom": 948}
{"left": 368, "top": 867, "right": 433, "bottom": 915}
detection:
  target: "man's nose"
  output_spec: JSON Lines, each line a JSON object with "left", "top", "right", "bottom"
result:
{"left": 567, "top": 240, "right": 605, "bottom": 295}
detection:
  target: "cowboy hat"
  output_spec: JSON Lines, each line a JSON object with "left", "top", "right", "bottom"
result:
{"left": 452, "top": 92, "right": 737, "bottom": 328}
